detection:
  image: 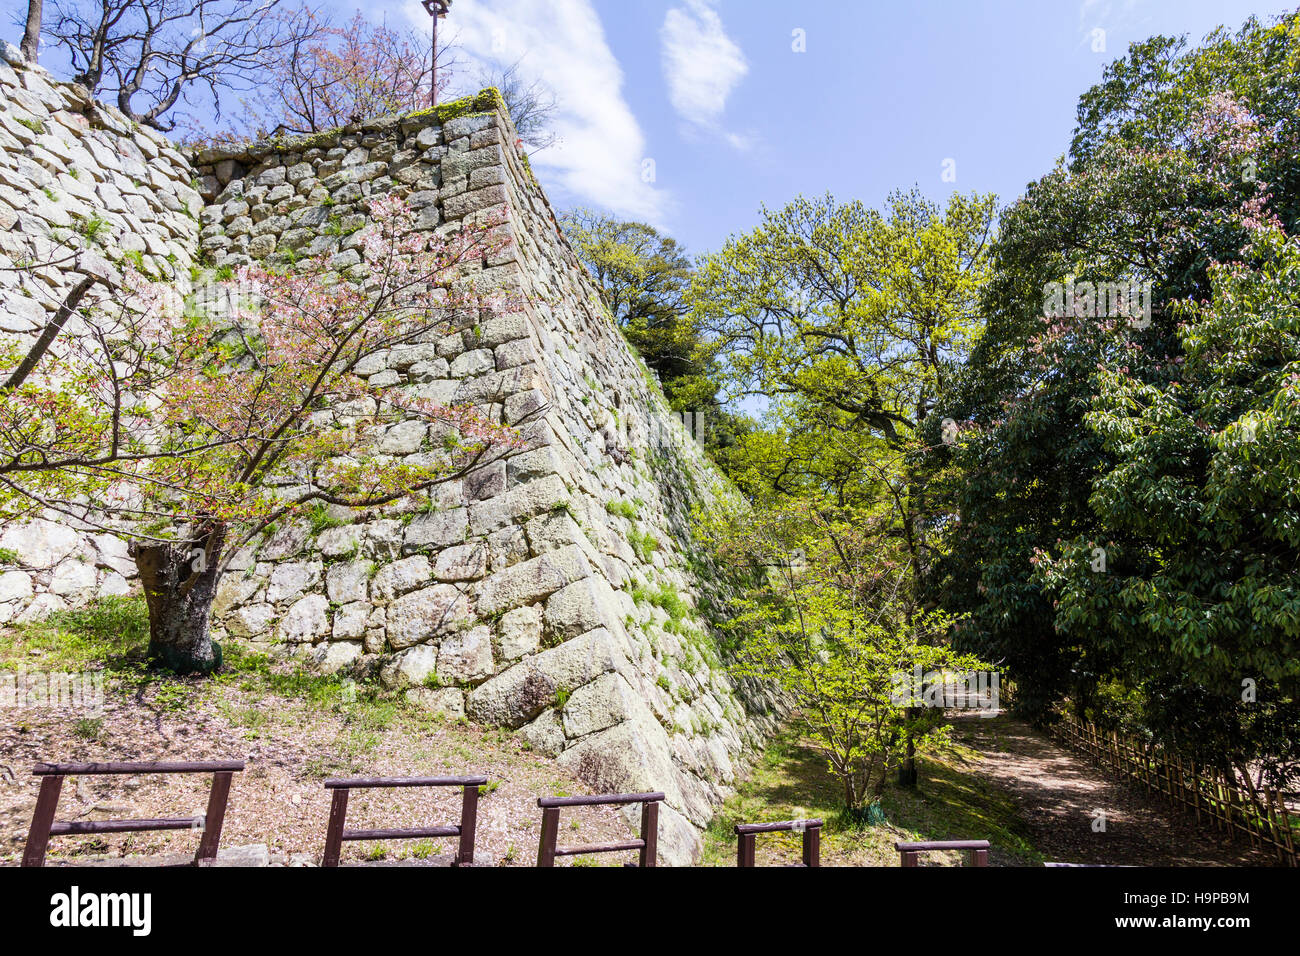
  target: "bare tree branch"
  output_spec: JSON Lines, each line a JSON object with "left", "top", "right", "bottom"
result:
{"left": 44, "top": 0, "right": 326, "bottom": 130}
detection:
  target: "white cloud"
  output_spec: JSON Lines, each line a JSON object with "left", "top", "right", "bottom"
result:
{"left": 397, "top": 0, "right": 667, "bottom": 224}
{"left": 660, "top": 0, "right": 749, "bottom": 141}
{"left": 1076, "top": 0, "right": 1146, "bottom": 45}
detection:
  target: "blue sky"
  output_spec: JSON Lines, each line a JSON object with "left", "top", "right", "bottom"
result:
{"left": 11, "top": 0, "right": 1296, "bottom": 257}
{"left": 366, "top": 0, "right": 1298, "bottom": 259}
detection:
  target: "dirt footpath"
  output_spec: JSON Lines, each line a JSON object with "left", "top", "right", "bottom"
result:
{"left": 949, "top": 713, "right": 1276, "bottom": 866}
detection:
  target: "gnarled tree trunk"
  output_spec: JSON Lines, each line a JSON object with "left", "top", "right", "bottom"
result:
{"left": 131, "top": 523, "right": 227, "bottom": 675}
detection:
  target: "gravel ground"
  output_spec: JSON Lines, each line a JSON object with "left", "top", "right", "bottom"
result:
{"left": 0, "top": 668, "right": 642, "bottom": 867}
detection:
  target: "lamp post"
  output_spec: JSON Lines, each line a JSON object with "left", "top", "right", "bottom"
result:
{"left": 422, "top": 0, "right": 451, "bottom": 107}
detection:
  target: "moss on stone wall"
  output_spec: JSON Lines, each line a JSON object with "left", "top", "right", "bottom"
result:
{"left": 192, "top": 88, "right": 510, "bottom": 164}
{"left": 404, "top": 87, "right": 506, "bottom": 126}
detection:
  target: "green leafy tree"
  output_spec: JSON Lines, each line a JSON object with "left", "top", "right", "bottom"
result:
{"left": 934, "top": 12, "right": 1300, "bottom": 780}
{"left": 561, "top": 209, "right": 711, "bottom": 408}
{"left": 692, "top": 188, "right": 996, "bottom": 785}
{"left": 1034, "top": 221, "right": 1300, "bottom": 793}
{"left": 700, "top": 498, "right": 982, "bottom": 810}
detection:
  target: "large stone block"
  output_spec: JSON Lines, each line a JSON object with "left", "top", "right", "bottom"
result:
{"left": 437, "top": 625, "right": 493, "bottom": 684}
{"left": 265, "top": 561, "right": 322, "bottom": 604}
{"left": 544, "top": 576, "right": 622, "bottom": 641}
{"left": 325, "top": 560, "right": 372, "bottom": 604}
{"left": 381, "top": 643, "right": 438, "bottom": 687}
{"left": 474, "top": 544, "right": 590, "bottom": 616}
{"left": 561, "top": 672, "right": 637, "bottom": 739}
{"left": 433, "top": 542, "right": 488, "bottom": 581}
{"left": 370, "top": 555, "right": 433, "bottom": 601}
{"left": 403, "top": 508, "right": 468, "bottom": 552}
{"left": 386, "top": 584, "right": 469, "bottom": 649}
{"left": 278, "top": 594, "right": 330, "bottom": 643}
{"left": 497, "top": 605, "right": 541, "bottom": 660}
{"left": 465, "top": 627, "right": 622, "bottom": 727}
{"left": 0, "top": 518, "right": 83, "bottom": 568}
{"left": 0, "top": 569, "right": 34, "bottom": 603}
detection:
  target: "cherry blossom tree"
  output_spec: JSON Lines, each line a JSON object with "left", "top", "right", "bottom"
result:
{"left": 1, "top": 197, "right": 524, "bottom": 673}
{"left": 192, "top": 10, "right": 458, "bottom": 144}
{"left": 272, "top": 11, "right": 455, "bottom": 134}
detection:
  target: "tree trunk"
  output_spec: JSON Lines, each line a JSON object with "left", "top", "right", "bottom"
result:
{"left": 21, "top": 0, "right": 42, "bottom": 62}
{"left": 131, "top": 524, "right": 226, "bottom": 675}
{"left": 898, "top": 706, "right": 919, "bottom": 787}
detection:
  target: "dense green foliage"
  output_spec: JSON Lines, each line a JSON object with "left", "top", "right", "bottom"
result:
{"left": 699, "top": 499, "right": 982, "bottom": 809}
{"left": 562, "top": 209, "right": 716, "bottom": 410}
{"left": 687, "top": 11, "right": 1300, "bottom": 806}
{"left": 690, "top": 190, "right": 996, "bottom": 801}
{"left": 933, "top": 12, "right": 1300, "bottom": 788}
{"left": 690, "top": 189, "right": 995, "bottom": 505}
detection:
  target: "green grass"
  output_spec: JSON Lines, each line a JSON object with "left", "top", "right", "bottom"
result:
{"left": 605, "top": 499, "right": 638, "bottom": 520}
{"left": 628, "top": 529, "right": 659, "bottom": 564}
{"left": 0, "top": 595, "right": 149, "bottom": 671}
{"left": 700, "top": 728, "right": 1043, "bottom": 867}
{"left": 0, "top": 596, "right": 411, "bottom": 733}
{"left": 629, "top": 583, "right": 689, "bottom": 623}
{"left": 307, "top": 502, "right": 348, "bottom": 534}
{"left": 73, "top": 716, "right": 103, "bottom": 740}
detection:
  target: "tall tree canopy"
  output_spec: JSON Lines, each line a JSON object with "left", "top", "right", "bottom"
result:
{"left": 934, "top": 12, "right": 1300, "bottom": 789}
{"left": 562, "top": 210, "right": 711, "bottom": 410}
{"left": 690, "top": 189, "right": 995, "bottom": 509}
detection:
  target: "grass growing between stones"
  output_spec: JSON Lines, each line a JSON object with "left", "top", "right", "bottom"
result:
{"left": 699, "top": 728, "right": 1043, "bottom": 867}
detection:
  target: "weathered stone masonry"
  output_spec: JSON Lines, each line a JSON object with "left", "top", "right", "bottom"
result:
{"left": 0, "top": 54, "right": 783, "bottom": 864}
{"left": 191, "top": 92, "right": 784, "bottom": 864}
{"left": 0, "top": 48, "right": 200, "bottom": 623}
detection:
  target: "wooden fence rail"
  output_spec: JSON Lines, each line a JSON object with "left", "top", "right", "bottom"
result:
{"left": 1048, "top": 714, "right": 1298, "bottom": 866}
{"left": 22, "top": 761, "right": 244, "bottom": 867}
{"left": 895, "top": 839, "right": 989, "bottom": 867}
{"left": 320, "top": 775, "right": 485, "bottom": 867}
{"left": 735, "top": 819, "right": 823, "bottom": 867}
{"left": 536, "top": 792, "right": 663, "bottom": 867}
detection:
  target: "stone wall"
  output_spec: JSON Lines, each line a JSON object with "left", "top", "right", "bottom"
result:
{"left": 0, "top": 58, "right": 781, "bottom": 863}
{"left": 0, "top": 44, "right": 200, "bottom": 624}
{"left": 192, "top": 93, "right": 783, "bottom": 863}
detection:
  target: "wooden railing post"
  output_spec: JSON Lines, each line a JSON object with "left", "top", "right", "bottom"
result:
{"left": 802, "top": 823, "right": 821, "bottom": 868}
{"left": 21, "top": 774, "right": 64, "bottom": 867}
{"left": 737, "top": 831, "right": 756, "bottom": 867}
{"left": 322, "top": 787, "right": 350, "bottom": 868}
{"left": 457, "top": 782, "right": 479, "bottom": 867}
{"left": 195, "top": 770, "right": 234, "bottom": 864}
{"left": 537, "top": 806, "right": 560, "bottom": 867}
{"left": 638, "top": 798, "right": 658, "bottom": 868}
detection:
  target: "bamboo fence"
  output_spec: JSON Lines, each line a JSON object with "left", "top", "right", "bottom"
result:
{"left": 1047, "top": 713, "right": 1298, "bottom": 866}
